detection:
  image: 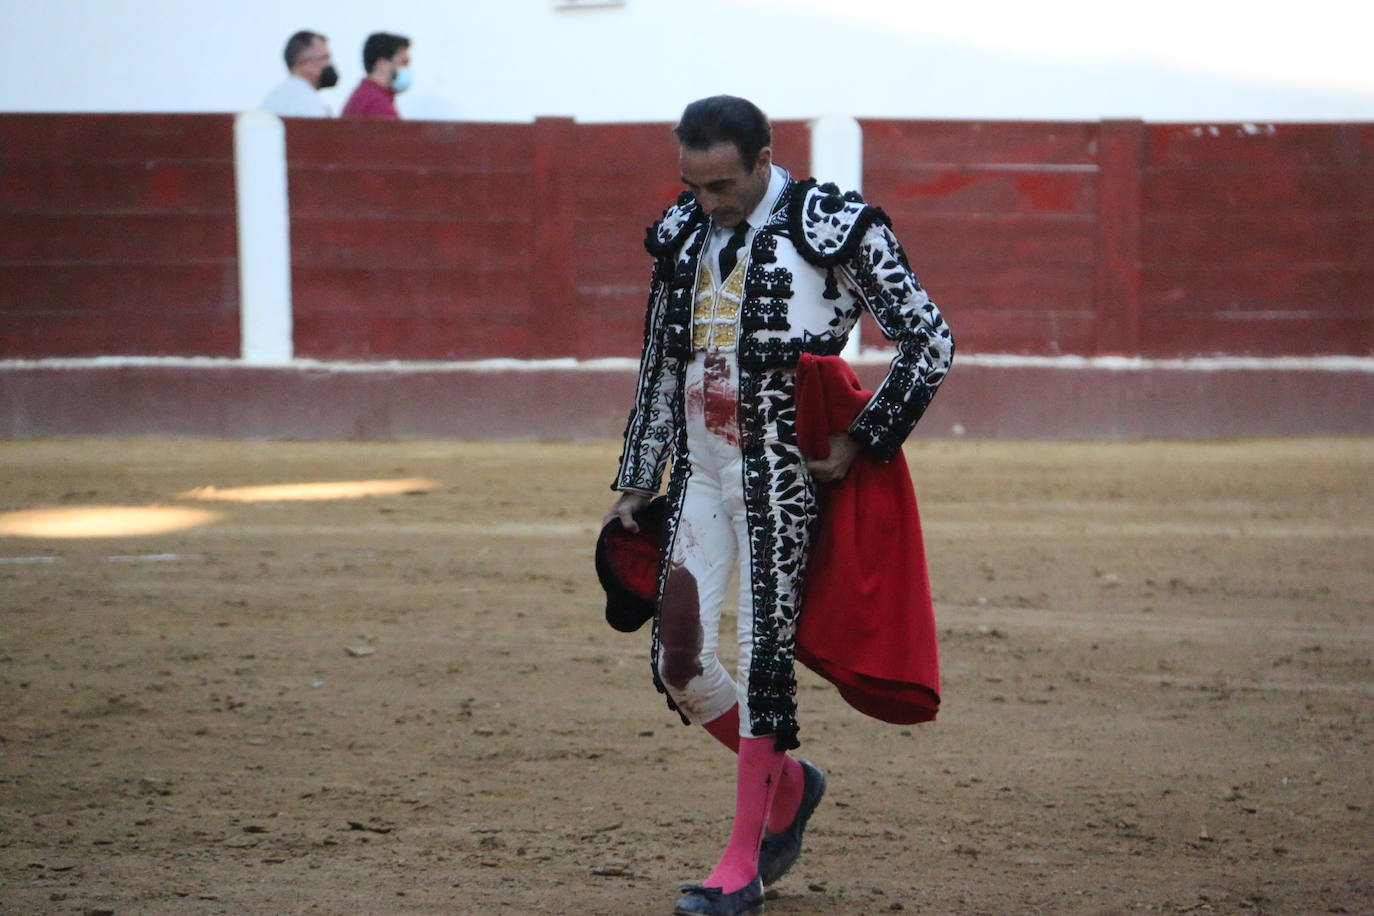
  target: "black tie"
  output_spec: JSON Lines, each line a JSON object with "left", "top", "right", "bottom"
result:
{"left": 718, "top": 221, "right": 749, "bottom": 279}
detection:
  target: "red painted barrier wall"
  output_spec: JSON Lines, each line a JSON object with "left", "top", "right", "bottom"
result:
{"left": 283, "top": 117, "right": 810, "bottom": 360}
{"left": 3, "top": 115, "right": 1369, "bottom": 362}
{"left": 860, "top": 118, "right": 1374, "bottom": 358}
{"left": 0, "top": 114, "right": 240, "bottom": 357}
{"left": 1139, "top": 123, "right": 1374, "bottom": 358}
{"left": 285, "top": 120, "right": 539, "bottom": 360}
{"left": 860, "top": 119, "right": 1102, "bottom": 355}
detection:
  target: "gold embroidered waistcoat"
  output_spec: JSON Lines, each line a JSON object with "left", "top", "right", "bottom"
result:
{"left": 691, "top": 252, "right": 747, "bottom": 352}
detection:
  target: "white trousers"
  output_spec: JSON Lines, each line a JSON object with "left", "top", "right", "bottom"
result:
{"left": 656, "top": 351, "right": 758, "bottom": 731}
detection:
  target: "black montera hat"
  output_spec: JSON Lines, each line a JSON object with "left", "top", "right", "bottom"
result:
{"left": 595, "top": 496, "right": 668, "bottom": 633}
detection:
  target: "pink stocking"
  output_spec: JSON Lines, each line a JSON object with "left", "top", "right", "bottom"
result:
{"left": 702, "top": 707, "right": 806, "bottom": 834}
{"left": 703, "top": 736, "right": 785, "bottom": 892}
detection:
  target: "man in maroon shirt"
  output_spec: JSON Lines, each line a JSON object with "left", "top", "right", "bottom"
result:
{"left": 342, "top": 32, "right": 411, "bottom": 118}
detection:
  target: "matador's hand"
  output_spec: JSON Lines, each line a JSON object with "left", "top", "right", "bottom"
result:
{"left": 603, "top": 491, "right": 650, "bottom": 532}
{"left": 806, "top": 433, "right": 862, "bottom": 484}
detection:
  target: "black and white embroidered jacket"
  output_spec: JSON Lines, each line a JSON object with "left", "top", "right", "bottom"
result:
{"left": 615, "top": 171, "right": 954, "bottom": 492}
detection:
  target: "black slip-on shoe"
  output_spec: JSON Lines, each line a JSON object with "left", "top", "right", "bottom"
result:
{"left": 672, "top": 875, "right": 765, "bottom": 915}
{"left": 757, "top": 759, "right": 827, "bottom": 885}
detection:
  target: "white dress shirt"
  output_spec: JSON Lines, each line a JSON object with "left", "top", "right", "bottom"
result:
{"left": 700, "top": 164, "right": 788, "bottom": 286}
{"left": 260, "top": 75, "right": 331, "bottom": 118}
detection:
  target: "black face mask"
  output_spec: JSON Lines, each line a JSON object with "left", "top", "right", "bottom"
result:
{"left": 318, "top": 66, "right": 339, "bottom": 89}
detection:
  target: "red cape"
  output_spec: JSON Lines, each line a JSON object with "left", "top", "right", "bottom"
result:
{"left": 795, "top": 354, "right": 941, "bottom": 724}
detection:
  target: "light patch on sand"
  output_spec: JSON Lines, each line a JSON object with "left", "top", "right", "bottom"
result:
{"left": 0, "top": 506, "right": 223, "bottom": 539}
{"left": 177, "top": 477, "right": 441, "bottom": 503}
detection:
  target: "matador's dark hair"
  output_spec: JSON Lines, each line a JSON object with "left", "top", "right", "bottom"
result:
{"left": 674, "top": 96, "right": 772, "bottom": 170}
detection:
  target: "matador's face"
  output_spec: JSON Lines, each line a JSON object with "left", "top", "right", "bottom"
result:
{"left": 678, "top": 142, "right": 772, "bottom": 230}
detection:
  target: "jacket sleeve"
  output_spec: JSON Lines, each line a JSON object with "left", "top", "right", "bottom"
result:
{"left": 613, "top": 259, "right": 680, "bottom": 492}
{"left": 839, "top": 221, "right": 954, "bottom": 461}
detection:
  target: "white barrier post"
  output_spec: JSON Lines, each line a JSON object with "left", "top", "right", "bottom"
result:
{"left": 234, "top": 110, "right": 294, "bottom": 364}
{"left": 809, "top": 115, "right": 864, "bottom": 359}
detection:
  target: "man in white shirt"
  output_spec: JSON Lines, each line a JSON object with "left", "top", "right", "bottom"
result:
{"left": 260, "top": 30, "right": 336, "bottom": 118}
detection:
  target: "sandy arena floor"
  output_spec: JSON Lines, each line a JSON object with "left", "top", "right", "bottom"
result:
{"left": 1, "top": 438, "right": 1371, "bottom": 916}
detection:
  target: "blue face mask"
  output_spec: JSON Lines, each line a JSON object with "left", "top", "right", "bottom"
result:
{"left": 392, "top": 66, "right": 412, "bottom": 93}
